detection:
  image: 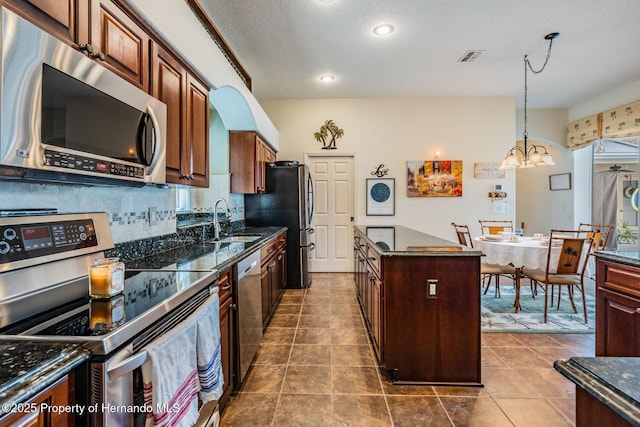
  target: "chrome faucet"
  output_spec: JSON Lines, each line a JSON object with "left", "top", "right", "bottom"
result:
{"left": 213, "top": 198, "right": 231, "bottom": 240}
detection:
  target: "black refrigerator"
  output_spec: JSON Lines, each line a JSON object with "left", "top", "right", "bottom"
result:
{"left": 245, "top": 162, "right": 315, "bottom": 288}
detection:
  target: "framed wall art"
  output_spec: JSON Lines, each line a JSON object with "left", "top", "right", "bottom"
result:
{"left": 407, "top": 160, "right": 463, "bottom": 197}
{"left": 366, "top": 178, "right": 395, "bottom": 216}
{"left": 549, "top": 173, "right": 571, "bottom": 190}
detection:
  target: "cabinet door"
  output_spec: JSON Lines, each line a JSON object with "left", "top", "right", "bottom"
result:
{"left": 0, "top": 374, "right": 71, "bottom": 427}
{"left": 151, "top": 43, "right": 185, "bottom": 184}
{"left": 6, "top": 0, "right": 80, "bottom": 45}
{"left": 370, "top": 273, "right": 383, "bottom": 361}
{"left": 261, "top": 264, "right": 270, "bottom": 328}
{"left": 185, "top": 73, "right": 209, "bottom": 187}
{"left": 229, "top": 132, "right": 258, "bottom": 194}
{"left": 596, "top": 287, "right": 640, "bottom": 356}
{"left": 268, "top": 258, "right": 278, "bottom": 314}
{"left": 218, "top": 294, "right": 234, "bottom": 409}
{"left": 90, "top": 0, "right": 149, "bottom": 90}
{"left": 254, "top": 136, "right": 267, "bottom": 194}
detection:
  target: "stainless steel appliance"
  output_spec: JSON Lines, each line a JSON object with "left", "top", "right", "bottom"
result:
{"left": 0, "top": 213, "right": 219, "bottom": 426}
{"left": 235, "top": 251, "right": 262, "bottom": 383}
{"left": 0, "top": 8, "right": 167, "bottom": 187}
{"left": 245, "top": 161, "right": 315, "bottom": 288}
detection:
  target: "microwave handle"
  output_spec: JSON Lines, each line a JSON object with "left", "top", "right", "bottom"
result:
{"left": 140, "top": 105, "right": 162, "bottom": 170}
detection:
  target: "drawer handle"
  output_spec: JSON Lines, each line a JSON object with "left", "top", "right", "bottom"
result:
{"left": 221, "top": 284, "right": 231, "bottom": 290}
{"left": 368, "top": 257, "right": 376, "bottom": 261}
{"left": 636, "top": 308, "right": 640, "bottom": 314}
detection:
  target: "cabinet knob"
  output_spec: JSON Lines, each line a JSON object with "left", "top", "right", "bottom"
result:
{"left": 221, "top": 284, "right": 231, "bottom": 290}
{"left": 92, "top": 52, "right": 106, "bottom": 61}
{"left": 79, "top": 43, "right": 93, "bottom": 54}
{"left": 230, "top": 303, "right": 237, "bottom": 309}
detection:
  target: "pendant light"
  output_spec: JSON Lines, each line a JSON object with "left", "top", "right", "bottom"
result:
{"left": 501, "top": 33, "right": 559, "bottom": 169}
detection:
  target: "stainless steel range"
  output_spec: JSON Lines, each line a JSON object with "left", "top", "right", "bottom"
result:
{"left": 0, "top": 212, "right": 220, "bottom": 426}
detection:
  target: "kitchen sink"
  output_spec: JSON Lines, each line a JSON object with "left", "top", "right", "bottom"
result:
{"left": 210, "top": 235, "right": 262, "bottom": 243}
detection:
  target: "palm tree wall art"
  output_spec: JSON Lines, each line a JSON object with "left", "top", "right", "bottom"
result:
{"left": 314, "top": 119, "right": 344, "bottom": 149}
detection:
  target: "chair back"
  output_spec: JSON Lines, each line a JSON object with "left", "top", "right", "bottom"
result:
{"left": 546, "top": 229, "right": 594, "bottom": 276}
{"left": 479, "top": 220, "right": 513, "bottom": 235}
{"left": 577, "top": 223, "right": 613, "bottom": 250}
{"left": 451, "top": 222, "right": 473, "bottom": 248}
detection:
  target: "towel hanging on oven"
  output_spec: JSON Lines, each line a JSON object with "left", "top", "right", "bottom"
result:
{"left": 191, "top": 292, "right": 224, "bottom": 403}
{"left": 141, "top": 317, "right": 200, "bottom": 427}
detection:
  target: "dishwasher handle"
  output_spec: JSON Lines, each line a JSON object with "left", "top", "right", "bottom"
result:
{"left": 240, "top": 260, "right": 258, "bottom": 277}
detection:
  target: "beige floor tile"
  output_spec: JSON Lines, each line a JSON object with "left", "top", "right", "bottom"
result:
{"left": 239, "top": 365, "right": 287, "bottom": 393}
{"left": 481, "top": 367, "right": 542, "bottom": 398}
{"left": 495, "top": 397, "right": 573, "bottom": 426}
{"left": 289, "top": 344, "right": 332, "bottom": 365}
{"left": 532, "top": 346, "right": 592, "bottom": 365}
{"left": 268, "top": 314, "right": 299, "bottom": 328}
{"left": 294, "top": 328, "right": 332, "bottom": 345}
{"left": 273, "top": 303, "right": 302, "bottom": 315}
{"left": 548, "top": 398, "right": 576, "bottom": 425}
{"left": 262, "top": 327, "right": 296, "bottom": 344}
{"left": 331, "top": 344, "right": 376, "bottom": 366}
{"left": 297, "top": 314, "right": 331, "bottom": 328}
{"left": 304, "top": 294, "right": 332, "bottom": 305}
{"left": 219, "top": 393, "right": 279, "bottom": 427}
{"left": 333, "top": 395, "right": 391, "bottom": 426}
{"left": 439, "top": 396, "right": 513, "bottom": 427}
{"left": 281, "top": 365, "right": 333, "bottom": 394}
{"left": 379, "top": 370, "right": 436, "bottom": 396}
{"left": 482, "top": 333, "right": 526, "bottom": 347}
{"left": 273, "top": 394, "right": 332, "bottom": 427}
{"left": 493, "top": 346, "right": 552, "bottom": 369}
{"left": 300, "top": 303, "right": 332, "bottom": 315}
{"left": 481, "top": 347, "right": 509, "bottom": 368}
{"left": 514, "top": 368, "right": 576, "bottom": 398}
{"left": 331, "top": 327, "right": 370, "bottom": 345}
{"left": 386, "top": 395, "right": 451, "bottom": 426}
{"left": 332, "top": 366, "right": 383, "bottom": 394}
{"left": 331, "top": 315, "right": 365, "bottom": 329}
{"left": 433, "top": 386, "right": 488, "bottom": 397}
{"left": 253, "top": 344, "right": 292, "bottom": 365}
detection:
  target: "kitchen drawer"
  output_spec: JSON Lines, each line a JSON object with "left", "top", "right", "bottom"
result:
{"left": 276, "top": 231, "right": 287, "bottom": 250}
{"left": 602, "top": 261, "right": 640, "bottom": 299}
{"left": 261, "top": 238, "right": 277, "bottom": 263}
{"left": 366, "top": 244, "right": 381, "bottom": 273}
{"left": 218, "top": 268, "right": 232, "bottom": 303}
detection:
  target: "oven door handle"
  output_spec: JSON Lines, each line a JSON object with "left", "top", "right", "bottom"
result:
{"left": 107, "top": 351, "right": 148, "bottom": 381}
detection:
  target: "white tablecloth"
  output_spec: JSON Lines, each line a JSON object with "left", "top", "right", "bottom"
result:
{"left": 474, "top": 236, "right": 560, "bottom": 271}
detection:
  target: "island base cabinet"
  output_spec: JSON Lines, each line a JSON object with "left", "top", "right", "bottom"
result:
{"left": 384, "top": 256, "right": 481, "bottom": 385}
{"left": 576, "top": 387, "right": 634, "bottom": 427}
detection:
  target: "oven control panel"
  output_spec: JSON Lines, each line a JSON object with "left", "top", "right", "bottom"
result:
{"left": 0, "top": 219, "right": 98, "bottom": 263}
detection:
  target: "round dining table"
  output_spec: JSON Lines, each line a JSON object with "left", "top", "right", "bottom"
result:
{"left": 474, "top": 236, "right": 564, "bottom": 312}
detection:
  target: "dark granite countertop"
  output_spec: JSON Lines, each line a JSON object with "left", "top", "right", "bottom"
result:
{"left": 554, "top": 357, "right": 640, "bottom": 426}
{"left": 0, "top": 341, "right": 88, "bottom": 416}
{"left": 125, "top": 226, "right": 286, "bottom": 271}
{"left": 595, "top": 250, "right": 640, "bottom": 269}
{"left": 355, "top": 225, "right": 482, "bottom": 256}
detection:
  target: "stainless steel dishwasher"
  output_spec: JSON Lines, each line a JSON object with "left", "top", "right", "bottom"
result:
{"left": 236, "top": 250, "right": 262, "bottom": 384}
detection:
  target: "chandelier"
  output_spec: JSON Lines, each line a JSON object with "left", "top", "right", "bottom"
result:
{"left": 501, "top": 32, "right": 559, "bottom": 169}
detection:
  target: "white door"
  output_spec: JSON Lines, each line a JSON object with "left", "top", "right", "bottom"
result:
{"left": 307, "top": 155, "right": 354, "bottom": 272}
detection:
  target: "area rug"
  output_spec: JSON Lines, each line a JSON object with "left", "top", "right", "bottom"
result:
{"left": 481, "top": 278, "right": 595, "bottom": 333}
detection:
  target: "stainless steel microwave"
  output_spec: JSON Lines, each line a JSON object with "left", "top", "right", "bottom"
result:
{"left": 0, "top": 8, "right": 167, "bottom": 187}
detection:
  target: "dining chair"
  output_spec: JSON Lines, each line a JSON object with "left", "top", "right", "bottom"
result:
{"left": 479, "top": 219, "right": 514, "bottom": 236}
{"left": 451, "top": 222, "right": 517, "bottom": 297}
{"left": 521, "top": 229, "right": 593, "bottom": 323}
{"left": 577, "top": 223, "right": 613, "bottom": 250}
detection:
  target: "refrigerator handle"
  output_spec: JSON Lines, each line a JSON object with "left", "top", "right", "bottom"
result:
{"left": 306, "top": 227, "right": 315, "bottom": 234}
{"left": 307, "top": 242, "right": 315, "bottom": 251}
{"left": 307, "top": 172, "right": 314, "bottom": 225}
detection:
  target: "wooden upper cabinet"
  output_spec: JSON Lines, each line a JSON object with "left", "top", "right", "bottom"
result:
{"left": 89, "top": 0, "right": 149, "bottom": 90}
{"left": 152, "top": 42, "right": 209, "bottom": 187}
{"left": 229, "top": 131, "right": 276, "bottom": 194}
{"left": 5, "top": 0, "right": 149, "bottom": 90}
{"left": 7, "top": 0, "right": 78, "bottom": 45}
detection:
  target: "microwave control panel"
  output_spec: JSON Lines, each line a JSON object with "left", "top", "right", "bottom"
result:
{"left": 0, "top": 219, "right": 98, "bottom": 263}
{"left": 44, "top": 149, "right": 145, "bottom": 179}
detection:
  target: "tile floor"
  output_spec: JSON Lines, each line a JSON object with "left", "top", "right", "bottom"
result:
{"left": 220, "top": 272, "right": 595, "bottom": 426}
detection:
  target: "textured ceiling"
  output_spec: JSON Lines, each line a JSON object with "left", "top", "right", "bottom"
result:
{"left": 199, "top": 0, "right": 640, "bottom": 109}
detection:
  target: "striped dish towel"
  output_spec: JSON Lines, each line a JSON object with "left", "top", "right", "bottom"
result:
{"left": 192, "top": 292, "right": 224, "bottom": 403}
{"left": 141, "top": 316, "right": 200, "bottom": 427}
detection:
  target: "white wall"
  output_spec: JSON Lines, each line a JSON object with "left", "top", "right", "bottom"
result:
{"left": 261, "top": 97, "right": 516, "bottom": 240}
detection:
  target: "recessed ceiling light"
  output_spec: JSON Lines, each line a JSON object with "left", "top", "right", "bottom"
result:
{"left": 319, "top": 74, "right": 335, "bottom": 82}
{"left": 373, "top": 24, "right": 394, "bottom": 36}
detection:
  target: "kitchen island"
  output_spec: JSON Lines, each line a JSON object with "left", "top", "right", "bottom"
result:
{"left": 354, "top": 225, "right": 483, "bottom": 385}
{"left": 554, "top": 357, "right": 640, "bottom": 426}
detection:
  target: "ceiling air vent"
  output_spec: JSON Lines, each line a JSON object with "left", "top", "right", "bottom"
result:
{"left": 458, "top": 50, "right": 484, "bottom": 63}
